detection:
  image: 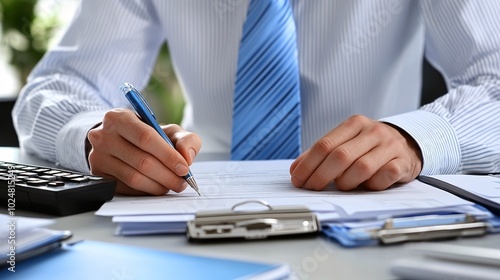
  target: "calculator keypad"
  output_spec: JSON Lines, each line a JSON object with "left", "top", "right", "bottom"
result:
{"left": 0, "top": 161, "right": 116, "bottom": 216}
{"left": 0, "top": 161, "right": 104, "bottom": 189}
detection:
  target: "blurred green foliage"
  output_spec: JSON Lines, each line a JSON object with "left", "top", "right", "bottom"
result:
{"left": 0, "top": 0, "right": 184, "bottom": 124}
{"left": 143, "top": 44, "right": 185, "bottom": 125}
{"left": 0, "top": 0, "right": 56, "bottom": 83}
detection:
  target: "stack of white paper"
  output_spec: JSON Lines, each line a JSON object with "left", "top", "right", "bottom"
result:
{"left": 94, "top": 160, "right": 489, "bottom": 236}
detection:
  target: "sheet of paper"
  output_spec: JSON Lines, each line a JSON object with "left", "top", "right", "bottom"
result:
{"left": 112, "top": 215, "right": 194, "bottom": 235}
{"left": 112, "top": 214, "right": 195, "bottom": 223}
{"left": 431, "top": 174, "right": 500, "bottom": 200}
{"left": 96, "top": 160, "right": 472, "bottom": 219}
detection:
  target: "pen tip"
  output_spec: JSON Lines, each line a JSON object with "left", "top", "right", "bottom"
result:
{"left": 186, "top": 177, "right": 201, "bottom": 196}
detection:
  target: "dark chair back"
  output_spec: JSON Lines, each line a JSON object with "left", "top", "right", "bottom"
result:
{"left": 0, "top": 97, "right": 19, "bottom": 147}
{"left": 421, "top": 58, "right": 447, "bottom": 106}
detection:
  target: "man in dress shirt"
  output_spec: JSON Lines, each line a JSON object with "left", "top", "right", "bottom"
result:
{"left": 12, "top": 0, "right": 500, "bottom": 195}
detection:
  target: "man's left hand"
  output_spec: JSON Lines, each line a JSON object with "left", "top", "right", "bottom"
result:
{"left": 290, "top": 115, "right": 423, "bottom": 191}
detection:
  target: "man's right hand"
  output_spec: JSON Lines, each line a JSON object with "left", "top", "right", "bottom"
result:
{"left": 87, "top": 108, "right": 202, "bottom": 196}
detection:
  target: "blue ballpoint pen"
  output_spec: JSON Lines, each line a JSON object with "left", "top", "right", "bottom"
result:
{"left": 120, "top": 82, "right": 201, "bottom": 196}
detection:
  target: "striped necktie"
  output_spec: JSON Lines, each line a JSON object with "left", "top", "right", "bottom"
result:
{"left": 231, "top": 0, "right": 301, "bottom": 160}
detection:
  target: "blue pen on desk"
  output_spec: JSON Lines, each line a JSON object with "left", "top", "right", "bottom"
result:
{"left": 120, "top": 82, "right": 201, "bottom": 196}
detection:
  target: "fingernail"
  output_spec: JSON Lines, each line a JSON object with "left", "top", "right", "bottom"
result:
{"left": 174, "top": 182, "right": 188, "bottom": 193}
{"left": 189, "top": 148, "right": 196, "bottom": 162}
{"left": 291, "top": 176, "right": 302, "bottom": 186}
{"left": 180, "top": 182, "right": 188, "bottom": 192}
{"left": 175, "top": 163, "right": 188, "bottom": 176}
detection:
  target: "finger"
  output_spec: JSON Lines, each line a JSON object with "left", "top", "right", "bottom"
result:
{"left": 88, "top": 163, "right": 151, "bottom": 196}
{"left": 115, "top": 181, "right": 153, "bottom": 196}
{"left": 299, "top": 125, "right": 383, "bottom": 190}
{"left": 163, "top": 124, "right": 202, "bottom": 165}
{"left": 109, "top": 135, "right": 188, "bottom": 193}
{"left": 335, "top": 123, "right": 419, "bottom": 191}
{"left": 304, "top": 131, "right": 385, "bottom": 190}
{"left": 360, "top": 158, "right": 407, "bottom": 191}
{"left": 290, "top": 116, "right": 367, "bottom": 187}
{"left": 88, "top": 120, "right": 188, "bottom": 192}
{"left": 334, "top": 145, "right": 396, "bottom": 191}
{"left": 289, "top": 150, "right": 308, "bottom": 175}
{"left": 103, "top": 109, "right": 190, "bottom": 177}
{"left": 89, "top": 162, "right": 152, "bottom": 196}
{"left": 90, "top": 152, "right": 171, "bottom": 195}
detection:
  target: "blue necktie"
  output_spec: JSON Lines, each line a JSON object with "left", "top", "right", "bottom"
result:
{"left": 231, "top": 0, "right": 301, "bottom": 160}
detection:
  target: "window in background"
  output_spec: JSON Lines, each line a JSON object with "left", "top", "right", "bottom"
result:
{"left": 0, "top": 0, "right": 78, "bottom": 97}
{"left": 0, "top": 0, "right": 184, "bottom": 124}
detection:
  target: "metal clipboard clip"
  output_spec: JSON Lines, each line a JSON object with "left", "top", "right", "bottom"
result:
{"left": 187, "top": 200, "right": 320, "bottom": 241}
{"left": 375, "top": 214, "right": 490, "bottom": 245}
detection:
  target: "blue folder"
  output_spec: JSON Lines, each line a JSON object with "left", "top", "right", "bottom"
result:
{"left": 1, "top": 240, "right": 290, "bottom": 280}
{"left": 322, "top": 174, "right": 500, "bottom": 247}
{"left": 322, "top": 213, "right": 499, "bottom": 247}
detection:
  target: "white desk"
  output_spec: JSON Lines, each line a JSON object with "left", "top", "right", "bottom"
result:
{"left": 3, "top": 147, "right": 500, "bottom": 280}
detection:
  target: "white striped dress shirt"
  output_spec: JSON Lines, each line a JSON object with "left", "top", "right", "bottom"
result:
{"left": 12, "top": 0, "right": 500, "bottom": 175}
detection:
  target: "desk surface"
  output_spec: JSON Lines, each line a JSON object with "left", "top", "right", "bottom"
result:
{"left": 2, "top": 147, "right": 500, "bottom": 280}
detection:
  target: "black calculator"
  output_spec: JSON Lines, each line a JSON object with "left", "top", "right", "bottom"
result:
{"left": 0, "top": 161, "right": 116, "bottom": 216}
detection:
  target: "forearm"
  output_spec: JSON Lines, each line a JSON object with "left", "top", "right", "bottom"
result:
{"left": 380, "top": 110, "right": 460, "bottom": 175}
{"left": 382, "top": 76, "right": 500, "bottom": 175}
{"left": 388, "top": 0, "right": 500, "bottom": 175}
{"left": 12, "top": 74, "right": 109, "bottom": 172}
{"left": 421, "top": 76, "right": 500, "bottom": 173}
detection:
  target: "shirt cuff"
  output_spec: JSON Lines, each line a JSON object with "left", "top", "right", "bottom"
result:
{"left": 380, "top": 110, "right": 461, "bottom": 175}
{"left": 55, "top": 110, "right": 107, "bottom": 173}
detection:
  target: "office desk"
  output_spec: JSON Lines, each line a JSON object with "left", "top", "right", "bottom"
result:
{"left": 2, "top": 147, "right": 500, "bottom": 280}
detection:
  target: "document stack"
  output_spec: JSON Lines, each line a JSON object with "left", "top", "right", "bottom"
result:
{"left": 95, "top": 160, "right": 500, "bottom": 246}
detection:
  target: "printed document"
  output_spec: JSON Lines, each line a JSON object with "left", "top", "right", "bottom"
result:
{"left": 96, "top": 160, "right": 472, "bottom": 220}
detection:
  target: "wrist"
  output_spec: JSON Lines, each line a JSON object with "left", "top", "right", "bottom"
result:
{"left": 85, "top": 122, "right": 102, "bottom": 168}
{"left": 384, "top": 122, "right": 423, "bottom": 175}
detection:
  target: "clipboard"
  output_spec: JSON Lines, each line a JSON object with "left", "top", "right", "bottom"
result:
{"left": 376, "top": 214, "right": 489, "bottom": 244}
{"left": 322, "top": 213, "right": 492, "bottom": 247}
{"left": 186, "top": 200, "right": 320, "bottom": 241}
